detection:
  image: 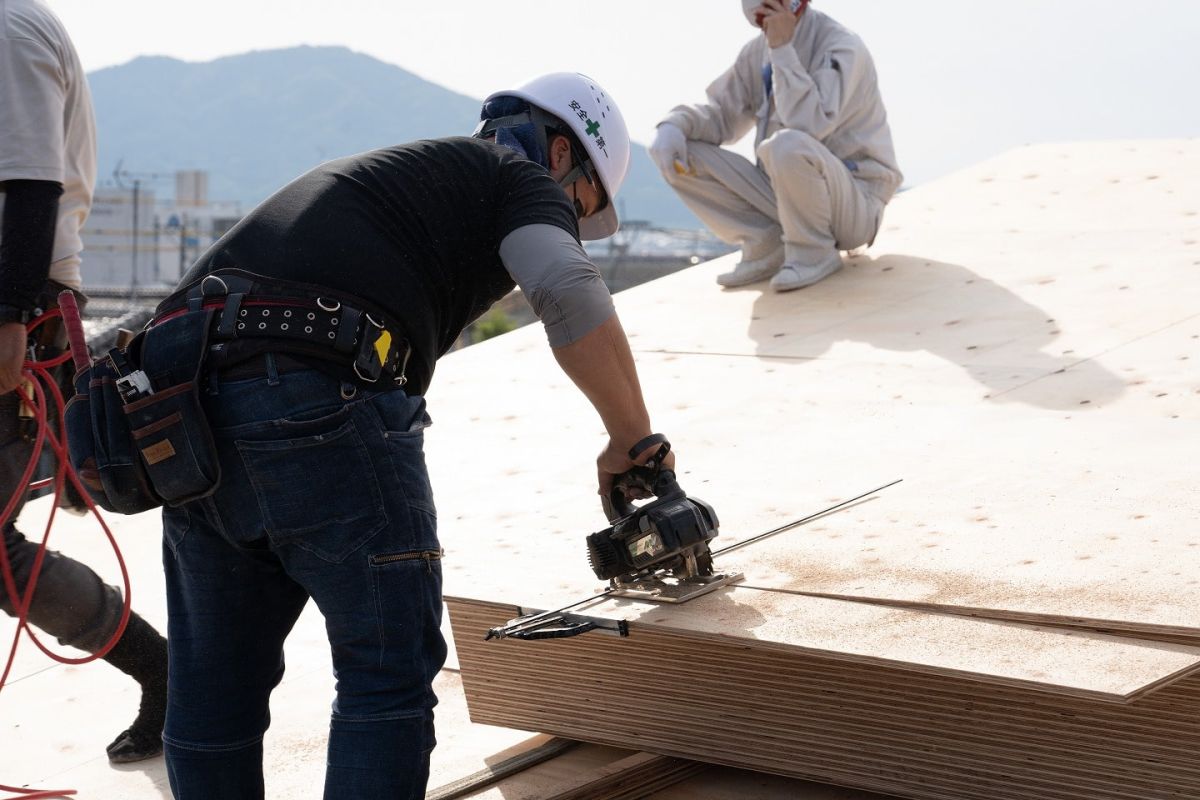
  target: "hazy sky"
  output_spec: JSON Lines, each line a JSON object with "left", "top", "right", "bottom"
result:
{"left": 52, "top": 0, "right": 1200, "bottom": 187}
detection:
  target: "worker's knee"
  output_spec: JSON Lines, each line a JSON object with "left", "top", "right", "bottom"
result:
{"left": 326, "top": 711, "right": 435, "bottom": 795}
{"left": 164, "top": 736, "right": 265, "bottom": 797}
{"left": 757, "top": 129, "right": 826, "bottom": 176}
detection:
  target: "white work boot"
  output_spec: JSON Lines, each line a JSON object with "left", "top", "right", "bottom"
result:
{"left": 716, "top": 246, "right": 785, "bottom": 288}
{"left": 770, "top": 252, "right": 844, "bottom": 293}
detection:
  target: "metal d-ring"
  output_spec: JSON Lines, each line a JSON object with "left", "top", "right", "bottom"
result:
{"left": 200, "top": 274, "right": 229, "bottom": 296}
{"left": 353, "top": 362, "right": 379, "bottom": 383}
{"left": 364, "top": 313, "right": 384, "bottom": 329}
{"left": 317, "top": 297, "right": 341, "bottom": 312}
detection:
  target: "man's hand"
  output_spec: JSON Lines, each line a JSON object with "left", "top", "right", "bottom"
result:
{"left": 648, "top": 123, "right": 689, "bottom": 179}
{"left": 596, "top": 436, "right": 678, "bottom": 504}
{"left": 756, "top": 0, "right": 801, "bottom": 48}
{"left": 0, "top": 322, "right": 30, "bottom": 395}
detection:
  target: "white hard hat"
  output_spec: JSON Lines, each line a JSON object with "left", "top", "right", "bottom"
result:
{"left": 482, "top": 73, "right": 630, "bottom": 240}
{"left": 743, "top": 0, "right": 809, "bottom": 26}
{"left": 742, "top": 0, "right": 761, "bottom": 25}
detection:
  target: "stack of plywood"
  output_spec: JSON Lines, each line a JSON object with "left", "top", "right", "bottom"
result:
{"left": 426, "top": 139, "right": 1200, "bottom": 798}
{"left": 449, "top": 596, "right": 1200, "bottom": 800}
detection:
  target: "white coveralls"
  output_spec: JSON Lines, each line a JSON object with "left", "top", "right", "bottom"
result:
{"left": 660, "top": 7, "right": 902, "bottom": 272}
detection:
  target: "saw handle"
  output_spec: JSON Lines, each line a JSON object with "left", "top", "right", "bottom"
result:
{"left": 605, "top": 437, "right": 685, "bottom": 522}
{"left": 604, "top": 435, "right": 672, "bottom": 520}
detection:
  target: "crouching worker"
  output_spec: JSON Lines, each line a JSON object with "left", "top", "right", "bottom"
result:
{"left": 139, "top": 73, "right": 673, "bottom": 799}
{"left": 650, "top": 0, "right": 902, "bottom": 291}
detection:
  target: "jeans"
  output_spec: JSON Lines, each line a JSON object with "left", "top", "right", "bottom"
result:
{"left": 162, "top": 362, "right": 446, "bottom": 799}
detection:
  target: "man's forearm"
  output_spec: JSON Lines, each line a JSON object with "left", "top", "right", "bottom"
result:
{"left": 0, "top": 179, "right": 63, "bottom": 320}
{"left": 552, "top": 313, "right": 652, "bottom": 448}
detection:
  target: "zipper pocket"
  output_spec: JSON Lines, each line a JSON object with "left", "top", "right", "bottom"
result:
{"left": 369, "top": 549, "right": 443, "bottom": 566}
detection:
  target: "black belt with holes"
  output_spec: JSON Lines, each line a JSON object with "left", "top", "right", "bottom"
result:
{"left": 152, "top": 268, "right": 413, "bottom": 387}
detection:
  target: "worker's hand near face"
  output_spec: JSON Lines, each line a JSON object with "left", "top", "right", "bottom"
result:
{"left": 756, "top": 0, "right": 801, "bottom": 48}
{"left": 0, "top": 323, "right": 29, "bottom": 395}
{"left": 596, "top": 437, "right": 678, "bottom": 503}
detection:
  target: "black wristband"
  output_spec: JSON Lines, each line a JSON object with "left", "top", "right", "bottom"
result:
{"left": 628, "top": 433, "right": 670, "bottom": 462}
{"left": 0, "top": 179, "right": 63, "bottom": 313}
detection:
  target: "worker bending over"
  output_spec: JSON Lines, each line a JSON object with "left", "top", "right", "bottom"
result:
{"left": 143, "top": 72, "right": 671, "bottom": 799}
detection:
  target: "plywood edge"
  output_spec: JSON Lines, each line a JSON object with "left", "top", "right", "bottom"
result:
{"left": 618, "top": 618, "right": 1185, "bottom": 705}
{"left": 750, "top": 588, "right": 1200, "bottom": 644}
{"left": 446, "top": 594, "right": 1200, "bottom": 704}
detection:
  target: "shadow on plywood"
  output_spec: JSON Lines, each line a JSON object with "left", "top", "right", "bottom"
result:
{"left": 737, "top": 253, "right": 1126, "bottom": 410}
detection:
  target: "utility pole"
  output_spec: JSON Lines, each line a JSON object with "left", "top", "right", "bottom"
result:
{"left": 152, "top": 218, "right": 161, "bottom": 283}
{"left": 179, "top": 214, "right": 188, "bottom": 277}
{"left": 131, "top": 178, "right": 140, "bottom": 294}
{"left": 113, "top": 161, "right": 170, "bottom": 303}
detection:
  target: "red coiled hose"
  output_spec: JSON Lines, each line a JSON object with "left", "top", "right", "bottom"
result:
{"left": 0, "top": 303, "right": 134, "bottom": 799}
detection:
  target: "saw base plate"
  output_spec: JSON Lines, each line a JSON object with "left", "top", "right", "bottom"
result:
{"left": 607, "top": 571, "right": 744, "bottom": 603}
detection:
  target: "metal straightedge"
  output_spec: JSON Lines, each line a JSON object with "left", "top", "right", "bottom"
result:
{"left": 486, "top": 605, "right": 627, "bottom": 641}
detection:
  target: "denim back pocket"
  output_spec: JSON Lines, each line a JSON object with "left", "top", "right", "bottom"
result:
{"left": 368, "top": 390, "right": 436, "bottom": 522}
{"left": 236, "top": 409, "right": 387, "bottom": 563}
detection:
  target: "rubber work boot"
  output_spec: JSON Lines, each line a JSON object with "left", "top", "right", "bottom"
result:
{"left": 770, "top": 252, "right": 844, "bottom": 293}
{"left": 101, "top": 612, "right": 168, "bottom": 763}
{"left": 716, "top": 245, "right": 785, "bottom": 288}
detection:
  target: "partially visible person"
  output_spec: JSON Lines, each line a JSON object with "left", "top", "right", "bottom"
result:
{"left": 0, "top": 0, "right": 168, "bottom": 763}
{"left": 650, "top": 0, "right": 902, "bottom": 291}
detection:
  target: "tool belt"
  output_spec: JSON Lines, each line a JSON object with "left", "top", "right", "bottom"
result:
{"left": 63, "top": 269, "right": 412, "bottom": 515}
{"left": 152, "top": 268, "right": 413, "bottom": 387}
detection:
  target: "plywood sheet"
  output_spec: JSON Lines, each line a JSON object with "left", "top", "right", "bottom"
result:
{"left": 613, "top": 139, "right": 1200, "bottom": 362}
{"left": 427, "top": 140, "right": 1200, "bottom": 641}
{"left": 477, "top": 587, "right": 1200, "bottom": 702}
{"left": 429, "top": 347, "right": 1200, "bottom": 632}
{"left": 649, "top": 767, "right": 899, "bottom": 800}
{"left": 616, "top": 245, "right": 1200, "bottom": 372}
{"left": 443, "top": 741, "right": 897, "bottom": 800}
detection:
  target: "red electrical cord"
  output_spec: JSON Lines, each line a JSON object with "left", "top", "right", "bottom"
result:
{"left": 0, "top": 309, "right": 133, "bottom": 800}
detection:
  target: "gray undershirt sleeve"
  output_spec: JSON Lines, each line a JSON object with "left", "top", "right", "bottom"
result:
{"left": 499, "top": 223, "right": 615, "bottom": 348}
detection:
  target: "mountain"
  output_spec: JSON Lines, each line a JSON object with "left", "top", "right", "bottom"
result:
{"left": 86, "top": 46, "right": 700, "bottom": 229}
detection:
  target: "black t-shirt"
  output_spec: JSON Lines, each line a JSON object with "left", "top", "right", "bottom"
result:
{"left": 181, "top": 136, "right": 579, "bottom": 394}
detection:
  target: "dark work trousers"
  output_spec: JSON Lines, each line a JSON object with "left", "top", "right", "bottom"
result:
{"left": 0, "top": 305, "right": 126, "bottom": 654}
{"left": 161, "top": 362, "right": 446, "bottom": 800}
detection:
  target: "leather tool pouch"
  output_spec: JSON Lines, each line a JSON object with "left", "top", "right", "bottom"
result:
{"left": 65, "top": 359, "right": 161, "bottom": 515}
{"left": 65, "top": 308, "right": 221, "bottom": 514}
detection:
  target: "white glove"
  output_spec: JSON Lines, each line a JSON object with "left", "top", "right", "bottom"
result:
{"left": 649, "top": 123, "right": 689, "bottom": 179}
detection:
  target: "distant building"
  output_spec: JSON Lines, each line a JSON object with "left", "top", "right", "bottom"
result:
{"left": 80, "top": 170, "right": 241, "bottom": 290}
